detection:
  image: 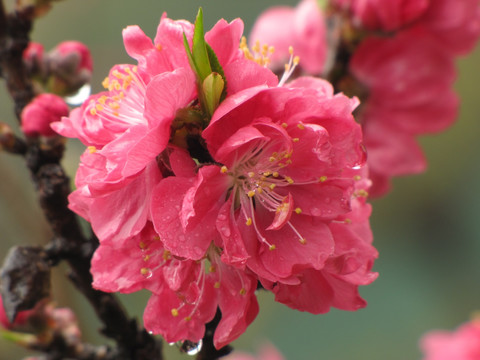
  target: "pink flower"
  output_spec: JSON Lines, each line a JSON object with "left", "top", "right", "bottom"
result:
{"left": 334, "top": 0, "right": 430, "bottom": 31}
{"left": 249, "top": 0, "right": 327, "bottom": 74}
{"left": 420, "top": 319, "right": 480, "bottom": 360}
{"left": 52, "top": 13, "right": 276, "bottom": 245}
{"left": 350, "top": 30, "right": 458, "bottom": 195}
{"left": 91, "top": 222, "right": 258, "bottom": 348}
{"left": 21, "top": 93, "right": 69, "bottom": 137}
{"left": 150, "top": 78, "right": 377, "bottom": 312}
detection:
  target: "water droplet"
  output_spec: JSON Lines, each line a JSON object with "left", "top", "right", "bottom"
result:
{"left": 148, "top": 331, "right": 154, "bottom": 335}
{"left": 352, "top": 143, "right": 367, "bottom": 169}
{"left": 182, "top": 339, "right": 203, "bottom": 356}
{"left": 220, "top": 226, "right": 231, "bottom": 237}
{"left": 64, "top": 84, "right": 91, "bottom": 105}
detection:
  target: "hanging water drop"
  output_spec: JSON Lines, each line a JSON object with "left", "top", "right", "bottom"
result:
{"left": 64, "top": 84, "right": 91, "bottom": 105}
{"left": 182, "top": 339, "right": 203, "bottom": 356}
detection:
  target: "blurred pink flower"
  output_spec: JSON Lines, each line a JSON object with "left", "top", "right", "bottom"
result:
{"left": 421, "top": 319, "right": 480, "bottom": 360}
{"left": 249, "top": 0, "right": 327, "bottom": 74}
{"left": 350, "top": 30, "right": 458, "bottom": 195}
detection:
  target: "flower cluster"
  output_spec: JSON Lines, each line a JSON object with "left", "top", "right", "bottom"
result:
{"left": 53, "top": 11, "right": 377, "bottom": 348}
{"left": 251, "top": 0, "right": 480, "bottom": 195}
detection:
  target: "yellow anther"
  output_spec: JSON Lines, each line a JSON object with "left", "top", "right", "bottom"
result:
{"left": 153, "top": 235, "right": 161, "bottom": 241}
{"left": 269, "top": 244, "right": 276, "bottom": 251}
{"left": 98, "top": 96, "right": 107, "bottom": 104}
{"left": 214, "top": 281, "right": 221, "bottom": 289}
{"left": 113, "top": 111, "right": 119, "bottom": 117}
{"left": 269, "top": 46, "right": 275, "bottom": 54}
{"left": 139, "top": 241, "right": 147, "bottom": 249}
{"left": 220, "top": 166, "right": 228, "bottom": 173}
{"left": 119, "top": 92, "right": 125, "bottom": 98}
{"left": 285, "top": 176, "right": 294, "bottom": 184}
{"left": 109, "top": 102, "right": 120, "bottom": 110}
{"left": 239, "top": 288, "right": 247, "bottom": 295}
{"left": 143, "top": 254, "right": 150, "bottom": 262}
{"left": 156, "top": 44, "right": 162, "bottom": 51}
{"left": 248, "top": 172, "right": 255, "bottom": 178}
{"left": 281, "top": 122, "right": 288, "bottom": 128}
{"left": 356, "top": 189, "right": 369, "bottom": 197}
{"left": 295, "top": 207, "right": 302, "bottom": 214}
{"left": 140, "top": 268, "right": 150, "bottom": 276}
{"left": 209, "top": 265, "right": 216, "bottom": 273}
{"left": 299, "top": 238, "right": 307, "bottom": 245}
{"left": 292, "top": 138, "right": 300, "bottom": 143}
{"left": 163, "top": 250, "right": 171, "bottom": 261}
{"left": 319, "top": 176, "right": 328, "bottom": 182}
{"left": 269, "top": 184, "right": 276, "bottom": 190}
{"left": 185, "top": 316, "right": 192, "bottom": 322}
{"left": 87, "top": 146, "right": 97, "bottom": 154}
{"left": 112, "top": 69, "right": 122, "bottom": 78}
{"left": 273, "top": 172, "right": 279, "bottom": 178}
{"left": 269, "top": 156, "right": 276, "bottom": 162}
{"left": 284, "top": 63, "right": 291, "bottom": 72}
{"left": 257, "top": 187, "right": 263, "bottom": 194}
{"left": 132, "top": 66, "right": 138, "bottom": 73}
{"left": 102, "top": 77, "right": 110, "bottom": 89}
{"left": 246, "top": 218, "right": 252, "bottom": 226}
{"left": 263, "top": 171, "right": 271, "bottom": 176}
{"left": 293, "top": 56, "right": 300, "bottom": 65}
{"left": 353, "top": 175, "right": 362, "bottom": 181}
{"left": 95, "top": 104, "right": 104, "bottom": 112}
{"left": 171, "top": 308, "right": 179, "bottom": 317}
{"left": 345, "top": 218, "right": 352, "bottom": 224}
{"left": 297, "top": 123, "right": 305, "bottom": 130}
{"left": 247, "top": 190, "right": 256, "bottom": 198}
{"left": 285, "top": 159, "right": 292, "bottom": 165}
{"left": 288, "top": 46, "right": 294, "bottom": 55}
{"left": 89, "top": 108, "right": 97, "bottom": 116}
{"left": 115, "top": 82, "right": 121, "bottom": 90}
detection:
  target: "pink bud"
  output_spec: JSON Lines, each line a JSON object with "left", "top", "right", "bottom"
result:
{"left": 50, "top": 41, "right": 93, "bottom": 74}
{"left": 0, "top": 296, "right": 34, "bottom": 330}
{"left": 23, "top": 42, "right": 45, "bottom": 67}
{"left": 21, "top": 94, "right": 69, "bottom": 137}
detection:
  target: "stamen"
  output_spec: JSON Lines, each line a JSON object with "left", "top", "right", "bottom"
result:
{"left": 87, "top": 146, "right": 96, "bottom": 154}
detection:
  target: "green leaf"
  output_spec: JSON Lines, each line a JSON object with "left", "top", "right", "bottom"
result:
{"left": 182, "top": 32, "right": 198, "bottom": 76}
{"left": 202, "top": 72, "right": 225, "bottom": 117}
{"left": 192, "top": 7, "right": 212, "bottom": 81}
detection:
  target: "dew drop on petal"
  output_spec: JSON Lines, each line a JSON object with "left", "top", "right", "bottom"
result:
{"left": 64, "top": 84, "right": 91, "bottom": 105}
{"left": 141, "top": 267, "right": 153, "bottom": 279}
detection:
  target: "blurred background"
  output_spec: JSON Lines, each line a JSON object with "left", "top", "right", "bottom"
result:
{"left": 1, "top": 0, "right": 479, "bottom": 359}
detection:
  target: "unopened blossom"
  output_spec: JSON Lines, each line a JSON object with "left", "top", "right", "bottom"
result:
{"left": 0, "top": 297, "right": 34, "bottom": 330}
{"left": 420, "top": 319, "right": 480, "bottom": 360}
{"left": 21, "top": 93, "right": 69, "bottom": 137}
{"left": 249, "top": 0, "right": 327, "bottom": 74}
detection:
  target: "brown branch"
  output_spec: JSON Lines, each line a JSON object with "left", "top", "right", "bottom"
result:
{"left": 0, "top": 2, "right": 163, "bottom": 359}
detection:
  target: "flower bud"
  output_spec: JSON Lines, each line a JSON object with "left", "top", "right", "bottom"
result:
{"left": 21, "top": 94, "right": 69, "bottom": 137}
{"left": 23, "top": 42, "right": 46, "bottom": 76}
{"left": 47, "top": 41, "right": 93, "bottom": 96}
{"left": 0, "top": 297, "right": 34, "bottom": 330}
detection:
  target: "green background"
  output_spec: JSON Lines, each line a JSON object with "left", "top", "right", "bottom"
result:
{"left": 1, "top": 0, "right": 479, "bottom": 359}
